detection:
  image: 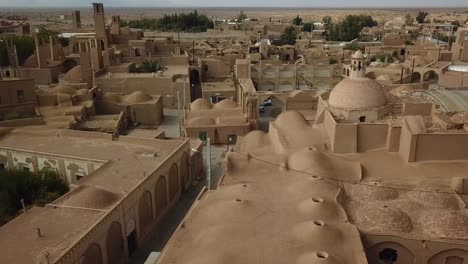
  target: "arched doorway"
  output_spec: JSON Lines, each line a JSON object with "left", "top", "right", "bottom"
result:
{"left": 189, "top": 69, "right": 202, "bottom": 102}
{"left": 106, "top": 222, "right": 125, "bottom": 264}
{"left": 423, "top": 70, "right": 439, "bottom": 83}
{"left": 180, "top": 152, "right": 190, "bottom": 190}
{"left": 5, "top": 70, "right": 10, "bottom": 78}
{"left": 134, "top": 48, "right": 141, "bottom": 57}
{"left": 154, "top": 176, "right": 168, "bottom": 220}
{"left": 411, "top": 72, "right": 421, "bottom": 83}
{"left": 138, "top": 190, "right": 153, "bottom": 234}
{"left": 168, "top": 164, "right": 179, "bottom": 201}
{"left": 79, "top": 244, "right": 102, "bottom": 264}
{"left": 63, "top": 59, "right": 78, "bottom": 73}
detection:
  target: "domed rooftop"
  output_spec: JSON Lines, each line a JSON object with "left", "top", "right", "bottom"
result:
{"left": 102, "top": 92, "right": 122, "bottom": 104}
{"left": 421, "top": 210, "right": 468, "bottom": 239}
{"left": 123, "top": 91, "right": 153, "bottom": 104}
{"left": 50, "top": 85, "right": 76, "bottom": 95}
{"left": 351, "top": 49, "right": 365, "bottom": 59}
{"left": 191, "top": 98, "right": 213, "bottom": 111}
{"left": 349, "top": 203, "right": 414, "bottom": 233}
{"left": 56, "top": 186, "right": 120, "bottom": 210}
{"left": 328, "top": 77, "right": 387, "bottom": 110}
{"left": 68, "top": 65, "right": 82, "bottom": 82}
{"left": 213, "top": 99, "right": 237, "bottom": 109}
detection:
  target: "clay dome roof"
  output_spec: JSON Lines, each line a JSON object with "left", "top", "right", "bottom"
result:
{"left": 287, "top": 147, "right": 361, "bottom": 181}
{"left": 349, "top": 203, "right": 414, "bottom": 233}
{"left": 56, "top": 186, "right": 120, "bottom": 210}
{"left": 351, "top": 50, "right": 364, "bottom": 59}
{"left": 102, "top": 92, "right": 122, "bottom": 103}
{"left": 238, "top": 130, "right": 270, "bottom": 151}
{"left": 407, "top": 192, "right": 461, "bottom": 210}
{"left": 76, "top": 88, "right": 89, "bottom": 95}
{"left": 346, "top": 184, "right": 399, "bottom": 201}
{"left": 376, "top": 74, "right": 391, "bottom": 81}
{"left": 50, "top": 85, "right": 76, "bottom": 95}
{"left": 191, "top": 98, "right": 213, "bottom": 111}
{"left": 123, "top": 91, "right": 153, "bottom": 104}
{"left": 421, "top": 210, "right": 468, "bottom": 239}
{"left": 213, "top": 99, "right": 237, "bottom": 109}
{"left": 68, "top": 65, "right": 82, "bottom": 82}
{"left": 328, "top": 78, "right": 387, "bottom": 110}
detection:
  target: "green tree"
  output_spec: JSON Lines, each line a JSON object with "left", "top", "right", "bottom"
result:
{"left": 322, "top": 16, "right": 332, "bottom": 25}
{"left": 344, "top": 43, "right": 362, "bottom": 51}
{"left": 416, "top": 11, "right": 428, "bottom": 23}
{"left": 404, "top": 39, "right": 414, "bottom": 45}
{"left": 0, "top": 40, "right": 8, "bottom": 67}
{"left": 302, "top": 22, "right": 314, "bottom": 32}
{"left": 405, "top": 14, "right": 414, "bottom": 26}
{"left": 141, "top": 59, "right": 166, "bottom": 73}
{"left": 292, "top": 15, "right": 303, "bottom": 26}
{"left": 237, "top": 10, "right": 247, "bottom": 22}
{"left": 121, "top": 10, "right": 214, "bottom": 33}
{"left": 327, "top": 15, "right": 377, "bottom": 41}
{"left": 0, "top": 168, "right": 68, "bottom": 226}
{"left": 279, "top": 26, "right": 298, "bottom": 45}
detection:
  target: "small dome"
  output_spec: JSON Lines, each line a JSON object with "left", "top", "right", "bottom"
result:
{"left": 68, "top": 65, "right": 82, "bottom": 82}
{"left": 352, "top": 50, "right": 365, "bottom": 59}
{"left": 123, "top": 91, "right": 153, "bottom": 104}
{"left": 407, "top": 192, "right": 461, "bottom": 210}
{"left": 274, "top": 111, "right": 308, "bottom": 129}
{"left": 376, "top": 74, "right": 391, "bottom": 81}
{"left": 57, "top": 186, "right": 120, "bottom": 210}
{"left": 349, "top": 203, "right": 414, "bottom": 233}
{"left": 50, "top": 85, "right": 76, "bottom": 95}
{"left": 213, "top": 99, "right": 237, "bottom": 109}
{"left": 237, "top": 130, "right": 269, "bottom": 152}
{"left": 328, "top": 78, "right": 387, "bottom": 110}
{"left": 102, "top": 92, "right": 122, "bottom": 103}
{"left": 23, "top": 54, "right": 38, "bottom": 68}
{"left": 191, "top": 98, "right": 213, "bottom": 111}
{"left": 76, "top": 88, "right": 89, "bottom": 95}
{"left": 421, "top": 210, "right": 468, "bottom": 239}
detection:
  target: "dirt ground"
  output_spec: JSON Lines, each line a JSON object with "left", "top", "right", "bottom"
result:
{"left": 1, "top": 7, "right": 468, "bottom": 33}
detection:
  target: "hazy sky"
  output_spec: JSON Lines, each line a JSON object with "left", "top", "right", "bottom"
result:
{"left": 0, "top": 0, "right": 467, "bottom": 7}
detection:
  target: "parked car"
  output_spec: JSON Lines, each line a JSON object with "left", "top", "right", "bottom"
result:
{"left": 263, "top": 98, "right": 272, "bottom": 106}
{"left": 259, "top": 104, "right": 265, "bottom": 113}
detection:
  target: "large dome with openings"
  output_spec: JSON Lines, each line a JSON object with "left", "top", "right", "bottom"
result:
{"left": 328, "top": 77, "right": 387, "bottom": 110}
{"left": 328, "top": 50, "right": 387, "bottom": 110}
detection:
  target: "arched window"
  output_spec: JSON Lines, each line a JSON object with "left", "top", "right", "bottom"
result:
{"left": 168, "top": 164, "right": 179, "bottom": 201}
{"left": 138, "top": 190, "right": 153, "bottom": 233}
{"left": 106, "top": 222, "right": 125, "bottom": 264}
{"left": 154, "top": 176, "right": 168, "bottom": 219}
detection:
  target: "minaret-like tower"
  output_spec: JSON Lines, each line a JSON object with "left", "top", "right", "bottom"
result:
{"left": 72, "top": 11, "right": 81, "bottom": 29}
{"left": 350, "top": 50, "right": 366, "bottom": 79}
{"left": 93, "top": 3, "right": 106, "bottom": 38}
{"left": 111, "top": 16, "right": 121, "bottom": 35}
